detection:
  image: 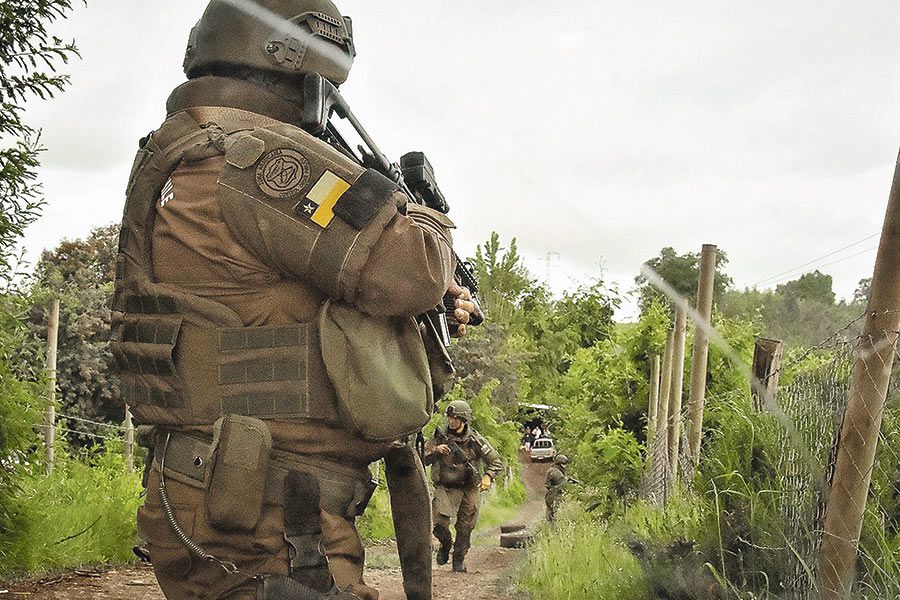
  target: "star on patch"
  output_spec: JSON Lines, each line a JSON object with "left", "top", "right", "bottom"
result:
{"left": 294, "top": 199, "right": 320, "bottom": 220}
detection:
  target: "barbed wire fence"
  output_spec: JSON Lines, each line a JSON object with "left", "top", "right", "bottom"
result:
{"left": 38, "top": 296, "right": 137, "bottom": 473}
{"left": 31, "top": 400, "right": 137, "bottom": 472}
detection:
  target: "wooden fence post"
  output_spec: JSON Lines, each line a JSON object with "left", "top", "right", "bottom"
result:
{"left": 686, "top": 244, "right": 717, "bottom": 469}
{"left": 751, "top": 338, "right": 783, "bottom": 412}
{"left": 649, "top": 326, "right": 675, "bottom": 503}
{"left": 44, "top": 298, "right": 59, "bottom": 475}
{"left": 647, "top": 354, "right": 661, "bottom": 440}
{"left": 819, "top": 148, "right": 900, "bottom": 599}
{"left": 667, "top": 307, "right": 687, "bottom": 478}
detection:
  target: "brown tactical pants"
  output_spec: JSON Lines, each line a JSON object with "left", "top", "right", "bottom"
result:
{"left": 431, "top": 485, "right": 480, "bottom": 562}
{"left": 545, "top": 488, "right": 562, "bottom": 522}
{"left": 138, "top": 467, "right": 378, "bottom": 600}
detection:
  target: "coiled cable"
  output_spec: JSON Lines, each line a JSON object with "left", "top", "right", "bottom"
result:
{"left": 158, "top": 432, "right": 239, "bottom": 574}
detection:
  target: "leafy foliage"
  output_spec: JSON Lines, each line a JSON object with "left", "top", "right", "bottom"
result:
{"left": 518, "top": 509, "right": 648, "bottom": 600}
{"left": 0, "top": 446, "right": 142, "bottom": 578}
{"left": 23, "top": 225, "right": 121, "bottom": 444}
{"left": 721, "top": 271, "right": 864, "bottom": 348}
{"left": 635, "top": 246, "right": 732, "bottom": 312}
{"left": 0, "top": 0, "right": 84, "bottom": 577}
{"left": 0, "top": 0, "right": 81, "bottom": 281}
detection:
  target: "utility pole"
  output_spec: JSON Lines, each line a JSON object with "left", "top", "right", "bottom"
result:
{"left": 666, "top": 307, "right": 687, "bottom": 478}
{"left": 819, "top": 149, "right": 900, "bottom": 599}
{"left": 686, "top": 244, "right": 717, "bottom": 469}
{"left": 44, "top": 298, "right": 59, "bottom": 475}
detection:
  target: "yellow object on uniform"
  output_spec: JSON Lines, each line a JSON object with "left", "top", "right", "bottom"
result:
{"left": 307, "top": 170, "right": 350, "bottom": 227}
{"left": 480, "top": 474, "right": 492, "bottom": 491}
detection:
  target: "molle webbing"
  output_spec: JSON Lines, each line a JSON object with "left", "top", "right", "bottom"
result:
{"left": 154, "top": 432, "right": 376, "bottom": 520}
{"left": 114, "top": 300, "right": 340, "bottom": 426}
{"left": 114, "top": 294, "right": 184, "bottom": 408}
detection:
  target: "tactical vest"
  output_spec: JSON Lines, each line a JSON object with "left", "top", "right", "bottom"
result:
{"left": 430, "top": 427, "right": 490, "bottom": 488}
{"left": 111, "top": 107, "right": 428, "bottom": 436}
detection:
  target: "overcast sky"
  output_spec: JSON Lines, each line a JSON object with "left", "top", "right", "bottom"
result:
{"left": 20, "top": 1, "right": 900, "bottom": 318}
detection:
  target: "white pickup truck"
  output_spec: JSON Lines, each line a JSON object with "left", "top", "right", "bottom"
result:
{"left": 529, "top": 437, "right": 556, "bottom": 462}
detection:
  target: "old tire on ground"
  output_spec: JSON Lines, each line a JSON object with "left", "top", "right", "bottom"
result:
{"left": 500, "top": 523, "right": 526, "bottom": 534}
{"left": 500, "top": 532, "right": 532, "bottom": 548}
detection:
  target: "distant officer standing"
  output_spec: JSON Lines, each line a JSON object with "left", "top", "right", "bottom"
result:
{"left": 424, "top": 401, "right": 502, "bottom": 573}
{"left": 545, "top": 454, "right": 570, "bottom": 522}
{"left": 111, "top": 1, "right": 478, "bottom": 598}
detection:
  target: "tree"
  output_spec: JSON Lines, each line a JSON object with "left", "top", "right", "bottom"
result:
{"left": 635, "top": 246, "right": 732, "bottom": 312}
{"left": 853, "top": 277, "right": 872, "bottom": 306}
{"left": 0, "top": 0, "right": 82, "bottom": 567}
{"left": 721, "top": 271, "right": 863, "bottom": 348}
{"left": 775, "top": 270, "right": 835, "bottom": 306}
{"left": 554, "top": 279, "right": 620, "bottom": 349}
{"left": 26, "top": 225, "right": 120, "bottom": 444}
{"left": 470, "top": 232, "right": 540, "bottom": 326}
{"left": 1, "top": 1, "right": 80, "bottom": 282}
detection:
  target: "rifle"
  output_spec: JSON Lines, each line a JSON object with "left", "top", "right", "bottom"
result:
{"left": 437, "top": 434, "right": 478, "bottom": 487}
{"left": 297, "top": 73, "right": 484, "bottom": 348}
{"left": 443, "top": 439, "right": 470, "bottom": 466}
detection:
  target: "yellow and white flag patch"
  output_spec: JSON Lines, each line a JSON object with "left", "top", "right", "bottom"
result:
{"left": 295, "top": 170, "right": 351, "bottom": 228}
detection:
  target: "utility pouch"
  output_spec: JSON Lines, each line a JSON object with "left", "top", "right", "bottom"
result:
{"left": 206, "top": 415, "right": 272, "bottom": 532}
{"left": 318, "top": 300, "right": 433, "bottom": 442}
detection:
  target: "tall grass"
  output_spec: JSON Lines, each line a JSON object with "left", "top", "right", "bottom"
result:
{"left": 517, "top": 505, "right": 648, "bottom": 600}
{"left": 0, "top": 444, "right": 143, "bottom": 578}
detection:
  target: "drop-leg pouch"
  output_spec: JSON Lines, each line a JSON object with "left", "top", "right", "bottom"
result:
{"left": 206, "top": 415, "right": 272, "bottom": 532}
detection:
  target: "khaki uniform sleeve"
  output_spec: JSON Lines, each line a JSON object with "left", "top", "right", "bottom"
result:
{"left": 215, "top": 126, "right": 455, "bottom": 316}
{"left": 354, "top": 204, "right": 455, "bottom": 317}
{"left": 474, "top": 433, "right": 503, "bottom": 480}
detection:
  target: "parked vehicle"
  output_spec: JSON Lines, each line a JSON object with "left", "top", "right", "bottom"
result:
{"left": 529, "top": 437, "right": 555, "bottom": 462}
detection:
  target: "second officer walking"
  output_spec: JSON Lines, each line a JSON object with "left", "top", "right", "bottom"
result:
{"left": 424, "top": 401, "right": 503, "bottom": 573}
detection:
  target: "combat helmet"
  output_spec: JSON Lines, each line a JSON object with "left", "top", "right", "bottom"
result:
{"left": 445, "top": 400, "right": 472, "bottom": 422}
{"left": 553, "top": 454, "right": 569, "bottom": 466}
{"left": 184, "top": 0, "right": 356, "bottom": 85}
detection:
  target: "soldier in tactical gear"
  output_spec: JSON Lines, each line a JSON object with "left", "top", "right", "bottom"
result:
{"left": 113, "top": 1, "right": 478, "bottom": 599}
{"left": 423, "top": 400, "right": 503, "bottom": 573}
{"left": 545, "top": 453, "right": 570, "bottom": 522}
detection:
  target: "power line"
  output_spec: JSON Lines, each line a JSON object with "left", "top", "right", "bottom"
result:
{"left": 751, "top": 232, "right": 879, "bottom": 288}
{"left": 761, "top": 246, "right": 878, "bottom": 289}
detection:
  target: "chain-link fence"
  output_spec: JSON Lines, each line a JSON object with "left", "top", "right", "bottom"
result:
{"left": 642, "top": 315, "right": 900, "bottom": 598}
{"left": 775, "top": 345, "right": 853, "bottom": 599}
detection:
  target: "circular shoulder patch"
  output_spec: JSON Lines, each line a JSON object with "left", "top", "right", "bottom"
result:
{"left": 255, "top": 148, "right": 311, "bottom": 199}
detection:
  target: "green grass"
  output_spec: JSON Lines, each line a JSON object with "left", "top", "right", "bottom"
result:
{"left": 516, "top": 503, "right": 648, "bottom": 600}
{"left": 0, "top": 446, "right": 143, "bottom": 578}
{"left": 357, "top": 479, "right": 395, "bottom": 542}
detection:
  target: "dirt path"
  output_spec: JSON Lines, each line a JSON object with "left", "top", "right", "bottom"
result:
{"left": 0, "top": 454, "right": 548, "bottom": 600}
